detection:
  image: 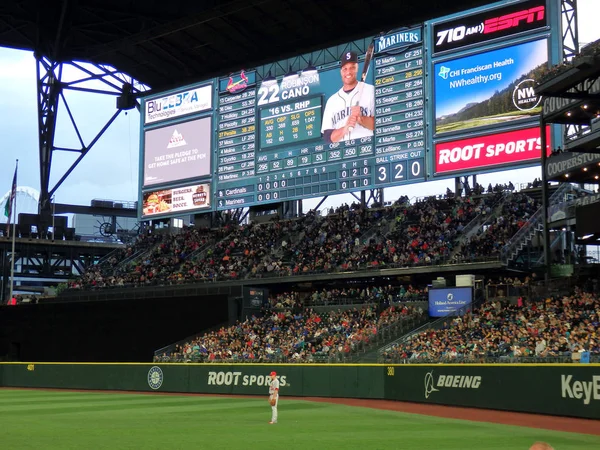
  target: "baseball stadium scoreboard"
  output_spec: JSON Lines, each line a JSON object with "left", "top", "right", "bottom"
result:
{"left": 138, "top": 0, "right": 562, "bottom": 219}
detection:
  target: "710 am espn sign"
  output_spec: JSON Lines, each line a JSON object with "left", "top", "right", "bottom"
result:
{"left": 434, "top": 126, "right": 551, "bottom": 175}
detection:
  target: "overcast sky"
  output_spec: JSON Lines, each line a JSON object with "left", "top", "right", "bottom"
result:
{"left": 1, "top": 0, "right": 598, "bottom": 217}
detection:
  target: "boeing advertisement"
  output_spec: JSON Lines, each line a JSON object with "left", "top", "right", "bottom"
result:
{"left": 429, "top": 287, "right": 473, "bottom": 317}
{"left": 434, "top": 38, "right": 548, "bottom": 135}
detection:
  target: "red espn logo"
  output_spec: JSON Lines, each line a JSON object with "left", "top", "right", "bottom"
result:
{"left": 483, "top": 6, "right": 545, "bottom": 34}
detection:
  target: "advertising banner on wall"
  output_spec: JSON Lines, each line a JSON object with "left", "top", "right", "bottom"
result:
{"left": 428, "top": 287, "right": 473, "bottom": 317}
{"left": 144, "top": 84, "right": 212, "bottom": 125}
{"left": 432, "top": 0, "right": 547, "bottom": 54}
{"left": 141, "top": 183, "right": 211, "bottom": 218}
{"left": 435, "top": 39, "right": 548, "bottom": 136}
{"left": 143, "top": 116, "right": 212, "bottom": 187}
{"left": 435, "top": 126, "right": 551, "bottom": 175}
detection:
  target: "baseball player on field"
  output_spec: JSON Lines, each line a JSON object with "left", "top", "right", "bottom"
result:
{"left": 268, "top": 371, "right": 279, "bottom": 424}
{"left": 321, "top": 51, "right": 375, "bottom": 143}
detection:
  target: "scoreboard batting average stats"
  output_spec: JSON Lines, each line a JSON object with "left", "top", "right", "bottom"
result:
{"left": 139, "top": 0, "right": 559, "bottom": 219}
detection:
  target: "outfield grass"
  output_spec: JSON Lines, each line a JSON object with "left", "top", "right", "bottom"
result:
{"left": 0, "top": 389, "right": 598, "bottom": 449}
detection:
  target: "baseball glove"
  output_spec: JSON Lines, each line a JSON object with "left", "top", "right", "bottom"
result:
{"left": 269, "top": 397, "right": 276, "bottom": 406}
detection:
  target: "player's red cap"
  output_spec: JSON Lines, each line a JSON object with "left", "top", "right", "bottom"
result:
{"left": 270, "top": 371, "right": 277, "bottom": 376}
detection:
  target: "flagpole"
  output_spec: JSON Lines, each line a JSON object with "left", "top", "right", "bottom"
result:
{"left": 8, "top": 159, "right": 18, "bottom": 304}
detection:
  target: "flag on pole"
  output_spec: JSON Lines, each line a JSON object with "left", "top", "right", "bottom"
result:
{"left": 5, "top": 164, "right": 17, "bottom": 233}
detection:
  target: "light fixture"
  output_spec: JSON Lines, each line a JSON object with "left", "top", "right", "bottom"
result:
{"left": 584, "top": 167, "right": 588, "bottom": 172}
{"left": 283, "top": 65, "right": 299, "bottom": 82}
{"left": 262, "top": 70, "right": 276, "bottom": 85}
{"left": 302, "top": 60, "right": 317, "bottom": 76}
{"left": 582, "top": 234, "right": 594, "bottom": 240}
{"left": 595, "top": 175, "right": 599, "bottom": 180}
{"left": 567, "top": 111, "right": 572, "bottom": 116}
{"left": 565, "top": 174, "right": 569, "bottom": 178}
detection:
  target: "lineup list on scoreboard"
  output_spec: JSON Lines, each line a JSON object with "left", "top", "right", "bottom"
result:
{"left": 373, "top": 41, "right": 426, "bottom": 186}
{"left": 216, "top": 89, "right": 257, "bottom": 184}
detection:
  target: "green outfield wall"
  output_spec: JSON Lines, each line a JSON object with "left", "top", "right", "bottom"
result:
{"left": 1, "top": 363, "right": 598, "bottom": 419}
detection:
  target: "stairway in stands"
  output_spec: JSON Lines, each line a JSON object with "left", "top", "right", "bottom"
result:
{"left": 500, "top": 183, "right": 573, "bottom": 266}
{"left": 350, "top": 312, "right": 432, "bottom": 363}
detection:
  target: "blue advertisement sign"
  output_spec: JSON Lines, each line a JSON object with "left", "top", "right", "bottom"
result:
{"left": 428, "top": 287, "right": 473, "bottom": 317}
{"left": 434, "top": 38, "right": 548, "bottom": 135}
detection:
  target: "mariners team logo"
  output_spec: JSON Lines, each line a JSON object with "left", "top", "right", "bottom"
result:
{"left": 148, "top": 366, "right": 164, "bottom": 390}
{"left": 226, "top": 70, "right": 249, "bottom": 94}
{"left": 424, "top": 371, "right": 440, "bottom": 399}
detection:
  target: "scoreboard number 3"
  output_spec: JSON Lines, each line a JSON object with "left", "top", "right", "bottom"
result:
{"left": 376, "top": 160, "right": 422, "bottom": 185}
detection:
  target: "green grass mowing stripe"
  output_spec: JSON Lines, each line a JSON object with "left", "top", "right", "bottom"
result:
{"left": 0, "top": 391, "right": 598, "bottom": 450}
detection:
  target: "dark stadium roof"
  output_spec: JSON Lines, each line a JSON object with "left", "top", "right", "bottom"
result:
{"left": 0, "top": 0, "right": 496, "bottom": 92}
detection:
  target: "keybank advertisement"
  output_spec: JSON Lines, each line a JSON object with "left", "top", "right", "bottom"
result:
{"left": 429, "top": 287, "right": 472, "bottom": 317}
{"left": 435, "top": 126, "right": 551, "bottom": 175}
{"left": 435, "top": 39, "right": 548, "bottom": 135}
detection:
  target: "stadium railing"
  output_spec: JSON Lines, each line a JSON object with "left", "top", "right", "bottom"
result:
{"left": 379, "top": 354, "right": 600, "bottom": 364}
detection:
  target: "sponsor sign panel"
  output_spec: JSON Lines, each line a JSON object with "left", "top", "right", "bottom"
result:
{"left": 546, "top": 152, "right": 600, "bottom": 179}
{"left": 428, "top": 287, "right": 472, "bottom": 317}
{"left": 207, "top": 371, "right": 288, "bottom": 388}
{"left": 435, "top": 39, "right": 548, "bottom": 135}
{"left": 144, "top": 85, "right": 212, "bottom": 125}
{"left": 435, "top": 126, "right": 551, "bottom": 175}
{"left": 385, "top": 365, "right": 600, "bottom": 419}
{"left": 561, "top": 374, "right": 600, "bottom": 406}
{"left": 141, "top": 182, "right": 211, "bottom": 218}
{"left": 542, "top": 77, "right": 600, "bottom": 119}
{"left": 143, "top": 116, "right": 212, "bottom": 187}
{"left": 433, "top": 0, "right": 547, "bottom": 53}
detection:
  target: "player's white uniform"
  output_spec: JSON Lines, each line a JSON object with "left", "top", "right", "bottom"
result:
{"left": 269, "top": 377, "right": 279, "bottom": 423}
{"left": 321, "top": 82, "right": 375, "bottom": 142}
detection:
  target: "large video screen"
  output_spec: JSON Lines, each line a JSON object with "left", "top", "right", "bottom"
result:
{"left": 143, "top": 116, "right": 212, "bottom": 187}
{"left": 215, "top": 29, "right": 427, "bottom": 210}
{"left": 429, "top": 287, "right": 473, "bottom": 317}
{"left": 434, "top": 38, "right": 548, "bottom": 135}
{"left": 138, "top": 0, "right": 560, "bottom": 219}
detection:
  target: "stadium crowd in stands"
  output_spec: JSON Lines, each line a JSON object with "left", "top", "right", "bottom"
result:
{"left": 64, "top": 182, "right": 551, "bottom": 291}
{"left": 457, "top": 192, "right": 541, "bottom": 260}
{"left": 381, "top": 290, "right": 600, "bottom": 362}
{"left": 156, "top": 295, "right": 425, "bottom": 363}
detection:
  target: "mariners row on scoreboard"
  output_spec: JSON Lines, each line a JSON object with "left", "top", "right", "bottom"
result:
{"left": 375, "top": 48, "right": 424, "bottom": 67}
